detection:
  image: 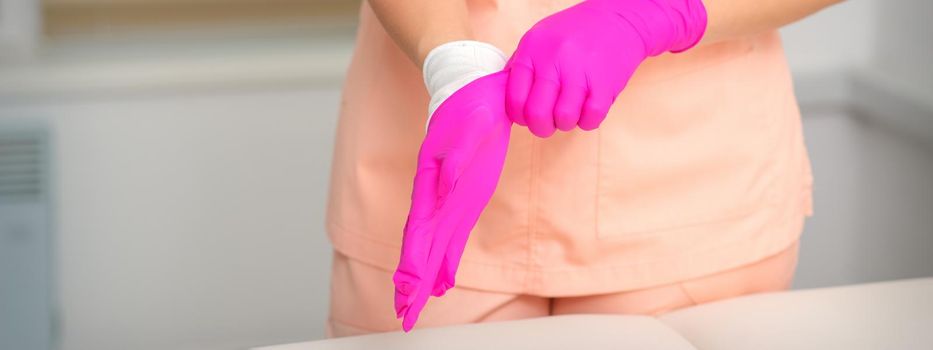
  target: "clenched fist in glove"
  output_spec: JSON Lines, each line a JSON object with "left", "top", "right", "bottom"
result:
{"left": 506, "top": 0, "right": 707, "bottom": 137}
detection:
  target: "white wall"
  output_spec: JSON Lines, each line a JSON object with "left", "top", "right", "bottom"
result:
{"left": 780, "top": 0, "right": 875, "bottom": 75}
{"left": 782, "top": 0, "right": 933, "bottom": 288}
{"left": 0, "top": 0, "right": 41, "bottom": 59}
{"left": 1, "top": 86, "right": 339, "bottom": 349}
{"left": 795, "top": 110, "right": 933, "bottom": 289}
{"left": 873, "top": 0, "right": 933, "bottom": 91}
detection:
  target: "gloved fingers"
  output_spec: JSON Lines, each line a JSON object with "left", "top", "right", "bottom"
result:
{"left": 554, "top": 86, "right": 587, "bottom": 132}
{"left": 395, "top": 202, "right": 459, "bottom": 322}
{"left": 398, "top": 162, "right": 442, "bottom": 284}
{"left": 401, "top": 284, "right": 428, "bottom": 332}
{"left": 394, "top": 270, "right": 416, "bottom": 318}
{"left": 579, "top": 90, "right": 615, "bottom": 131}
{"left": 431, "top": 125, "right": 508, "bottom": 297}
{"left": 431, "top": 254, "right": 453, "bottom": 297}
{"left": 393, "top": 222, "right": 429, "bottom": 318}
{"left": 431, "top": 197, "right": 486, "bottom": 297}
{"left": 429, "top": 222, "right": 465, "bottom": 297}
{"left": 552, "top": 64, "right": 586, "bottom": 132}
{"left": 395, "top": 159, "right": 442, "bottom": 318}
{"left": 399, "top": 248, "right": 436, "bottom": 330}
{"left": 432, "top": 121, "right": 511, "bottom": 298}
{"left": 524, "top": 72, "right": 560, "bottom": 138}
{"left": 401, "top": 206, "right": 467, "bottom": 332}
{"left": 505, "top": 62, "right": 534, "bottom": 126}
{"left": 431, "top": 149, "right": 483, "bottom": 297}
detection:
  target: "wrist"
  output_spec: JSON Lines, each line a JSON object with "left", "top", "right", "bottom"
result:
{"left": 589, "top": 0, "right": 707, "bottom": 56}
{"left": 422, "top": 40, "right": 507, "bottom": 120}
{"left": 667, "top": 0, "right": 708, "bottom": 52}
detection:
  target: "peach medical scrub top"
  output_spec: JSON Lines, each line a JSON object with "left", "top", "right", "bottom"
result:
{"left": 326, "top": 0, "right": 814, "bottom": 297}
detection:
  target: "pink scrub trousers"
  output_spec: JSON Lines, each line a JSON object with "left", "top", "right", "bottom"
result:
{"left": 327, "top": 240, "right": 799, "bottom": 337}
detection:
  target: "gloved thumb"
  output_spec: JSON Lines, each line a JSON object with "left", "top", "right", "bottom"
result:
{"left": 435, "top": 106, "right": 493, "bottom": 206}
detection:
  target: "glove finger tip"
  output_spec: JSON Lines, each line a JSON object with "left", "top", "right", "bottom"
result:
{"left": 402, "top": 315, "right": 418, "bottom": 332}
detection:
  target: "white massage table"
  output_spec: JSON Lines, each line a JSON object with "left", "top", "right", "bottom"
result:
{"left": 255, "top": 278, "right": 933, "bottom": 350}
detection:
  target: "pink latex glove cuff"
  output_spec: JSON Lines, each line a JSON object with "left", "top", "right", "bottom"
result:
{"left": 393, "top": 71, "right": 511, "bottom": 332}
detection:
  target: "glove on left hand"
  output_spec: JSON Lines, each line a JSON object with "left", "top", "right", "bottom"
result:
{"left": 394, "top": 71, "right": 512, "bottom": 332}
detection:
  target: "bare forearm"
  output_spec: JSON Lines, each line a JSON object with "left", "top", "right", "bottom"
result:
{"left": 367, "top": 0, "right": 844, "bottom": 69}
{"left": 367, "top": 0, "right": 473, "bottom": 66}
{"left": 701, "top": 0, "right": 844, "bottom": 45}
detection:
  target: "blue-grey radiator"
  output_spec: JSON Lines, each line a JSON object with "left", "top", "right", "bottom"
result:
{"left": 0, "top": 123, "right": 54, "bottom": 350}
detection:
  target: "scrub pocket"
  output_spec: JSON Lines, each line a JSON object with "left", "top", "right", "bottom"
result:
{"left": 594, "top": 41, "right": 781, "bottom": 240}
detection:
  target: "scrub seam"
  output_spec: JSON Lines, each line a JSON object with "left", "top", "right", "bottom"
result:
{"left": 676, "top": 283, "right": 700, "bottom": 306}
{"left": 595, "top": 127, "right": 602, "bottom": 238}
{"left": 327, "top": 201, "right": 804, "bottom": 272}
{"left": 525, "top": 136, "right": 541, "bottom": 292}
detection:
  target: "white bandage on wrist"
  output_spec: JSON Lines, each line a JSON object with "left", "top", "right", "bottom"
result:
{"left": 422, "top": 40, "right": 507, "bottom": 125}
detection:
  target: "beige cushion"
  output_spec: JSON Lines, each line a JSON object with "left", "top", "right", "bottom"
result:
{"left": 659, "top": 278, "right": 933, "bottom": 350}
{"left": 254, "top": 315, "right": 696, "bottom": 350}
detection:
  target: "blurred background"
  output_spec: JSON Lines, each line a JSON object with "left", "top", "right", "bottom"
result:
{"left": 0, "top": 0, "right": 930, "bottom": 349}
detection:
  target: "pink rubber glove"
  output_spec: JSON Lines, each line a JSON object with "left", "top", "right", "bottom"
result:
{"left": 393, "top": 71, "right": 512, "bottom": 332}
{"left": 505, "top": 0, "right": 707, "bottom": 137}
